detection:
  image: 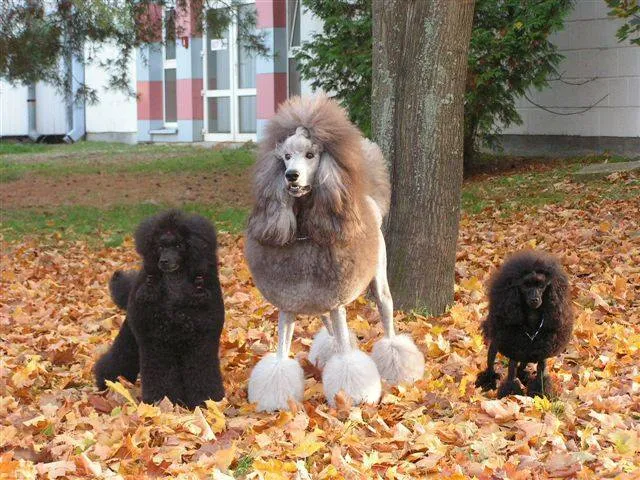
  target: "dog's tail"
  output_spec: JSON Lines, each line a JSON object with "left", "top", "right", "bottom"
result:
{"left": 361, "top": 138, "right": 391, "bottom": 217}
{"left": 109, "top": 270, "right": 138, "bottom": 310}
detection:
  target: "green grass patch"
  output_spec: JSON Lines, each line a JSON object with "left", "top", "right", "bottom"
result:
{"left": 0, "top": 142, "right": 50, "bottom": 156}
{"left": 1, "top": 203, "right": 248, "bottom": 245}
{"left": 0, "top": 141, "right": 255, "bottom": 182}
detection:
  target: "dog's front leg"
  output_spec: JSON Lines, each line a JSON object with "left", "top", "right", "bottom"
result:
{"left": 247, "top": 311, "right": 304, "bottom": 412}
{"left": 322, "top": 306, "right": 382, "bottom": 407}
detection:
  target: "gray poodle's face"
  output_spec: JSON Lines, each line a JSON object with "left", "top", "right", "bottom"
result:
{"left": 276, "top": 127, "right": 321, "bottom": 197}
{"left": 519, "top": 271, "right": 550, "bottom": 309}
{"left": 156, "top": 230, "right": 187, "bottom": 273}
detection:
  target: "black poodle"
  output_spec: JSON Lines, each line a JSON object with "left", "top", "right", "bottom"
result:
{"left": 475, "top": 250, "right": 573, "bottom": 398}
{"left": 94, "top": 210, "right": 225, "bottom": 408}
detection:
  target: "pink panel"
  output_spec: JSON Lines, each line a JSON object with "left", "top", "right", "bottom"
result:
{"left": 177, "top": 78, "right": 204, "bottom": 120}
{"left": 137, "top": 4, "right": 162, "bottom": 43}
{"left": 176, "top": 0, "right": 203, "bottom": 38}
{"left": 257, "top": 73, "right": 288, "bottom": 119}
{"left": 256, "top": 0, "right": 286, "bottom": 28}
{"left": 137, "top": 81, "right": 164, "bottom": 120}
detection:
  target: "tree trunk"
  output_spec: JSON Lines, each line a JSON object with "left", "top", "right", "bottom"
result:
{"left": 372, "top": 0, "right": 475, "bottom": 314}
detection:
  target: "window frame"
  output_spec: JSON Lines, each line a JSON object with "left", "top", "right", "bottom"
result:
{"left": 163, "top": 7, "right": 178, "bottom": 128}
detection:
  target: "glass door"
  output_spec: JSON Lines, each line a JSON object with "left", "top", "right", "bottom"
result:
{"left": 204, "top": 3, "right": 257, "bottom": 142}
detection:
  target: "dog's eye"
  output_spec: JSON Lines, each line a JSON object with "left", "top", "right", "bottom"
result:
{"left": 305, "top": 152, "right": 314, "bottom": 159}
{"left": 284, "top": 153, "right": 291, "bottom": 160}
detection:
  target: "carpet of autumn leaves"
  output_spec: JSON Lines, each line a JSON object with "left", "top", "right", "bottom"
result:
{"left": 1, "top": 177, "right": 639, "bottom": 479}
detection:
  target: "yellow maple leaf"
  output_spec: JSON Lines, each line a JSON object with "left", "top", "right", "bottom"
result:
{"left": 213, "top": 443, "right": 237, "bottom": 470}
{"left": 253, "top": 459, "right": 298, "bottom": 478}
{"left": 532, "top": 395, "right": 552, "bottom": 413}
{"left": 362, "top": 450, "right": 380, "bottom": 470}
{"left": 205, "top": 400, "right": 226, "bottom": 433}
{"left": 608, "top": 430, "right": 639, "bottom": 455}
{"left": 136, "top": 403, "right": 159, "bottom": 418}
{"left": 291, "top": 434, "right": 324, "bottom": 459}
{"left": 105, "top": 380, "right": 137, "bottom": 406}
{"left": 460, "top": 276, "right": 483, "bottom": 293}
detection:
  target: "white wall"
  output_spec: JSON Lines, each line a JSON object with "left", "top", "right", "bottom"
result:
{"left": 299, "top": 4, "right": 323, "bottom": 96}
{"left": 503, "top": 1, "right": 640, "bottom": 138}
{"left": 85, "top": 43, "right": 138, "bottom": 136}
{"left": 0, "top": 81, "right": 29, "bottom": 136}
{"left": 35, "top": 82, "right": 68, "bottom": 135}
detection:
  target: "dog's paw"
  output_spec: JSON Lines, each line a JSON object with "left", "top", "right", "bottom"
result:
{"left": 371, "top": 335, "right": 425, "bottom": 385}
{"left": 322, "top": 350, "right": 381, "bottom": 407}
{"left": 497, "top": 379, "right": 524, "bottom": 398}
{"left": 527, "top": 375, "right": 557, "bottom": 399}
{"left": 475, "top": 370, "right": 500, "bottom": 391}
{"left": 248, "top": 353, "right": 304, "bottom": 412}
{"left": 308, "top": 327, "right": 357, "bottom": 370}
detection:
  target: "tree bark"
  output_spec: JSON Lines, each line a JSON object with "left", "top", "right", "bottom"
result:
{"left": 372, "top": 0, "right": 475, "bottom": 314}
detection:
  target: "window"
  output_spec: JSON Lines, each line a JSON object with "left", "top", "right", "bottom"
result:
{"left": 163, "top": 8, "right": 177, "bottom": 125}
{"left": 287, "top": 0, "right": 302, "bottom": 96}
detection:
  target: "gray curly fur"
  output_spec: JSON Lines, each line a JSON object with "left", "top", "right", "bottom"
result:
{"left": 245, "top": 95, "right": 391, "bottom": 314}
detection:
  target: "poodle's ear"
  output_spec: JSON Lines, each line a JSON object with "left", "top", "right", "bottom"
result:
{"left": 302, "top": 152, "right": 363, "bottom": 245}
{"left": 489, "top": 277, "right": 524, "bottom": 326}
{"left": 134, "top": 215, "right": 161, "bottom": 274}
{"left": 246, "top": 152, "right": 296, "bottom": 246}
{"left": 542, "top": 267, "right": 571, "bottom": 328}
{"left": 183, "top": 214, "right": 218, "bottom": 274}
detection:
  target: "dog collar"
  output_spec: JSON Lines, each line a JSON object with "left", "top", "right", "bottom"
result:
{"left": 525, "top": 315, "right": 544, "bottom": 342}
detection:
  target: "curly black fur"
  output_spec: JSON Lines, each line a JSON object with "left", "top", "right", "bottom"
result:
{"left": 94, "top": 210, "right": 225, "bottom": 408}
{"left": 475, "top": 250, "right": 573, "bottom": 398}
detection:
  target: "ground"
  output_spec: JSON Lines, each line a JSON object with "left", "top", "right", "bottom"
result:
{"left": 1, "top": 142, "right": 639, "bottom": 479}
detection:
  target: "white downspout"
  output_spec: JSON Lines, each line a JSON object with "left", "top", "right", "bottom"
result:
{"left": 27, "top": 83, "right": 38, "bottom": 141}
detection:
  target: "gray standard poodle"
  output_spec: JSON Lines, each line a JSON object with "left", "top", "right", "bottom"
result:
{"left": 244, "top": 95, "right": 425, "bottom": 411}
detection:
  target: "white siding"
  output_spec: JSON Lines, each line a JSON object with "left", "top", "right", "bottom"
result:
{"left": 0, "top": 81, "right": 29, "bottom": 136}
{"left": 503, "top": 0, "right": 640, "bottom": 138}
{"left": 35, "top": 82, "right": 68, "bottom": 135}
{"left": 299, "top": 5, "right": 323, "bottom": 96}
{"left": 84, "top": 43, "right": 137, "bottom": 135}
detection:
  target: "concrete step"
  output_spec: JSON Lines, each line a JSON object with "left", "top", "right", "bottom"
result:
{"left": 572, "top": 159, "right": 640, "bottom": 182}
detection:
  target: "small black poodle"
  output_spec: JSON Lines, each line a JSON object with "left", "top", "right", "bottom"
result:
{"left": 94, "top": 210, "right": 225, "bottom": 408}
{"left": 475, "top": 250, "right": 573, "bottom": 398}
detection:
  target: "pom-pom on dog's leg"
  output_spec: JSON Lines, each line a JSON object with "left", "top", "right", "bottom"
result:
{"left": 527, "top": 359, "right": 556, "bottom": 398}
{"left": 323, "top": 306, "right": 381, "bottom": 407}
{"left": 497, "top": 359, "right": 524, "bottom": 398}
{"left": 475, "top": 342, "right": 500, "bottom": 391}
{"left": 308, "top": 315, "right": 358, "bottom": 370}
{"left": 248, "top": 311, "right": 304, "bottom": 412}
{"left": 370, "top": 232, "right": 425, "bottom": 384}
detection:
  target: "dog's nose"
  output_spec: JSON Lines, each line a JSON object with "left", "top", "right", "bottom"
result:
{"left": 159, "top": 259, "right": 169, "bottom": 267}
{"left": 285, "top": 170, "right": 299, "bottom": 182}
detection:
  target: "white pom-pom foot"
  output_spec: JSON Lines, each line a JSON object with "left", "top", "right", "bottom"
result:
{"left": 371, "top": 334, "right": 425, "bottom": 385}
{"left": 322, "top": 350, "right": 382, "bottom": 407}
{"left": 308, "top": 327, "right": 358, "bottom": 370}
{"left": 248, "top": 353, "right": 304, "bottom": 412}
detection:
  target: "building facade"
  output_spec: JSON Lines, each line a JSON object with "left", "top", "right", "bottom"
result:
{"left": 0, "top": 0, "right": 637, "bottom": 154}
{"left": 500, "top": 0, "right": 640, "bottom": 156}
{"left": 135, "top": 0, "right": 320, "bottom": 143}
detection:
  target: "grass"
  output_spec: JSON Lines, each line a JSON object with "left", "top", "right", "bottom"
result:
{"left": 1, "top": 141, "right": 638, "bottom": 245}
{"left": 0, "top": 141, "right": 256, "bottom": 182}
{"left": 461, "top": 160, "right": 639, "bottom": 214}
{"left": 0, "top": 203, "right": 248, "bottom": 245}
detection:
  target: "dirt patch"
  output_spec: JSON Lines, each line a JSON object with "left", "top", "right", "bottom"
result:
{"left": 0, "top": 170, "right": 252, "bottom": 209}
